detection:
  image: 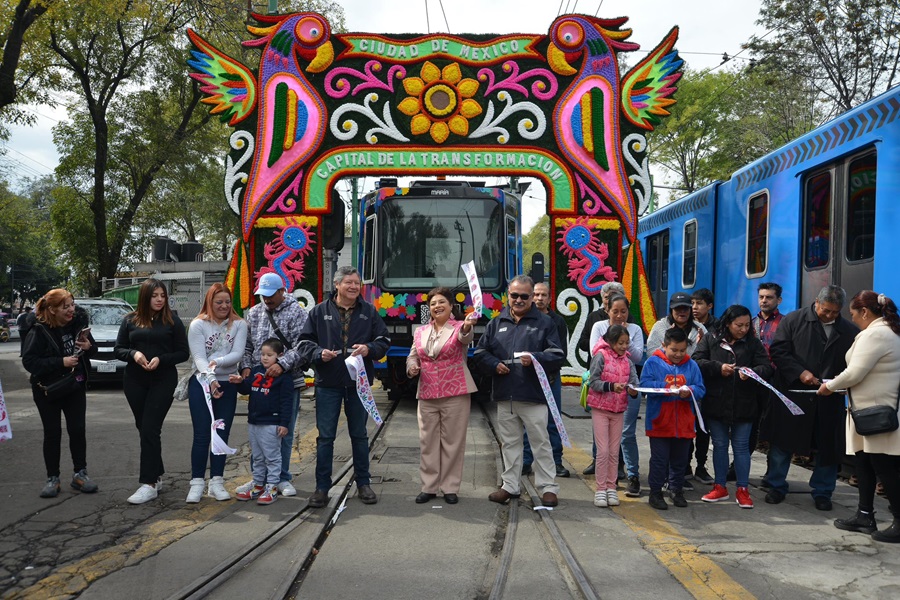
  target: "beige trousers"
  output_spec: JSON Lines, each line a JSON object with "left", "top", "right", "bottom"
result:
{"left": 418, "top": 394, "right": 471, "bottom": 494}
{"left": 497, "top": 400, "right": 559, "bottom": 496}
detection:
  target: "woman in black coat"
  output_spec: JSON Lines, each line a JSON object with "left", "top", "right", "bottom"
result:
{"left": 22, "top": 289, "right": 98, "bottom": 498}
{"left": 694, "top": 305, "right": 772, "bottom": 508}
{"left": 115, "top": 279, "right": 189, "bottom": 505}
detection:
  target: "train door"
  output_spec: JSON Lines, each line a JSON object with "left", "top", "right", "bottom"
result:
{"left": 800, "top": 151, "right": 877, "bottom": 310}
{"left": 645, "top": 230, "right": 669, "bottom": 318}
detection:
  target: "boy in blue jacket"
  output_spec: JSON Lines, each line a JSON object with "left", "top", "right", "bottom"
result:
{"left": 640, "top": 327, "right": 706, "bottom": 510}
{"left": 229, "top": 338, "right": 294, "bottom": 505}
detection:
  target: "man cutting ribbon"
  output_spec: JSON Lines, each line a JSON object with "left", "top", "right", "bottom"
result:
{"left": 474, "top": 275, "right": 565, "bottom": 508}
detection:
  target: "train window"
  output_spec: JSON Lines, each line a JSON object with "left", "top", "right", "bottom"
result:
{"left": 803, "top": 171, "right": 832, "bottom": 270}
{"left": 363, "top": 215, "right": 376, "bottom": 283}
{"left": 506, "top": 215, "right": 518, "bottom": 280}
{"left": 646, "top": 231, "right": 669, "bottom": 293}
{"left": 682, "top": 220, "right": 697, "bottom": 288}
{"left": 378, "top": 197, "right": 503, "bottom": 289}
{"left": 746, "top": 192, "right": 769, "bottom": 277}
{"left": 845, "top": 153, "right": 877, "bottom": 262}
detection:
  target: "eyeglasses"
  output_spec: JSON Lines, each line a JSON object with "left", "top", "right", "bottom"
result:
{"left": 509, "top": 293, "right": 531, "bottom": 300}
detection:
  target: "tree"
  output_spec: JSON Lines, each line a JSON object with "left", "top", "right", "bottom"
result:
{"left": 748, "top": 0, "right": 900, "bottom": 115}
{"left": 522, "top": 214, "right": 549, "bottom": 273}
{"left": 0, "top": 176, "right": 66, "bottom": 304}
{"left": 0, "top": 0, "right": 54, "bottom": 123}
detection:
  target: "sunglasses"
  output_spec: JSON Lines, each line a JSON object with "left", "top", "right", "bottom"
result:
{"left": 509, "top": 293, "right": 531, "bottom": 300}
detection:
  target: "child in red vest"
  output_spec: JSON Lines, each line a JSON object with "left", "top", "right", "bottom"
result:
{"left": 587, "top": 325, "right": 639, "bottom": 508}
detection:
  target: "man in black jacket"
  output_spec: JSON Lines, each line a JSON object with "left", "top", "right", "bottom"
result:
{"left": 299, "top": 267, "right": 390, "bottom": 508}
{"left": 764, "top": 285, "right": 859, "bottom": 511}
{"left": 474, "top": 275, "right": 565, "bottom": 507}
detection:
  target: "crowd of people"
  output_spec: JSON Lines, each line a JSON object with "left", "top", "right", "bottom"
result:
{"left": 18, "top": 271, "right": 900, "bottom": 542}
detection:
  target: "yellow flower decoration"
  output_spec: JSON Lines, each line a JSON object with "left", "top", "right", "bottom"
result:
{"left": 398, "top": 61, "right": 482, "bottom": 143}
{"left": 381, "top": 292, "right": 396, "bottom": 309}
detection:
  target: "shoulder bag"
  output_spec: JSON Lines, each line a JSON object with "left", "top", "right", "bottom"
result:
{"left": 34, "top": 325, "right": 79, "bottom": 401}
{"left": 848, "top": 387, "right": 900, "bottom": 436}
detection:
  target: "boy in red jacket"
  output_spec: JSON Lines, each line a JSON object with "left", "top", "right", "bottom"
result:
{"left": 640, "top": 327, "right": 706, "bottom": 510}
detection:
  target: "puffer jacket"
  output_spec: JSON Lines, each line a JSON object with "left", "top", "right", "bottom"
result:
{"left": 586, "top": 338, "right": 638, "bottom": 412}
{"left": 641, "top": 349, "right": 705, "bottom": 438}
{"left": 22, "top": 306, "right": 97, "bottom": 387}
{"left": 693, "top": 332, "right": 773, "bottom": 424}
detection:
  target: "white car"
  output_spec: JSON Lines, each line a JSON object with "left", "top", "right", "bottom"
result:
{"left": 75, "top": 298, "right": 133, "bottom": 383}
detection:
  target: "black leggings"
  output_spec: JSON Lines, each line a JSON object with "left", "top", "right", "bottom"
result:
{"left": 32, "top": 384, "right": 87, "bottom": 478}
{"left": 124, "top": 369, "right": 177, "bottom": 484}
{"left": 855, "top": 450, "right": 900, "bottom": 518}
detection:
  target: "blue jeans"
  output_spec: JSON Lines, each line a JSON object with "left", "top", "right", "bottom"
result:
{"left": 767, "top": 443, "right": 838, "bottom": 498}
{"left": 523, "top": 375, "right": 563, "bottom": 466}
{"left": 188, "top": 376, "right": 238, "bottom": 478}
{"left": 621, "top": 392, "right": 641, "bottom": 477}
{"left": 708, "top": 419, "right": 752, "bottom": 487}
{"left": 280, "top": 389, "right": 301, "bottom": 483}
{"left": 315, "top": 386, "right": 370, "bottom": 491}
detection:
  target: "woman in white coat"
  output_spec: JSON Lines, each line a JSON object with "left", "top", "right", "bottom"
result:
{"left": 818, "top": 290, "right": 900, "bottom": 543}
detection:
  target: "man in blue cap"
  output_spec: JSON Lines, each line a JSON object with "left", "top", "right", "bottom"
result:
{"left": 238, "top": 272, "right": 310, "bottom": 498}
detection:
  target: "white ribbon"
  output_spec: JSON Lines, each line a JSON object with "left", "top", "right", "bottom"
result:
{"left": 515, "top": 352, "right": 571, "bottom": 447}
{"left": 738, "top": 367, "right": 806, "bottom": 416}
{"left": 199, "top": 373, "right": 237, "bottom": 455}
{"left": 0, "top": 379, "right": 11, "bottom": 442}
{"left": 629, "top": 385, "right": 707, "bottom": 433}
{"left": 345, "top": 354, "right": 383, "bottom": 425}
{"left": 461, "top": 260, "right": 483, "bottom": 314}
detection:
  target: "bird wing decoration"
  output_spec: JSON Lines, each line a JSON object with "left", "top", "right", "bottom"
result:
{"left": 620, "top": 27, "right": 682, "bottom": 130}
{"left": 187, "top": 29, "right": 257, "bottom": 126}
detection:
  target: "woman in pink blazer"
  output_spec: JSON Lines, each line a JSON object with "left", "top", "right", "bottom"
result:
{"left": 407, "top": 287, "right": 479, "bottom": 504}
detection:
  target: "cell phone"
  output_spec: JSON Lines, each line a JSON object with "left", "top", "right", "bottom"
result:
{"left": 78, "top": 327, "right": 91, "bottom": 339}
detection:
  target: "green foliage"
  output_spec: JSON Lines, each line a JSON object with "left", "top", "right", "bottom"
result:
{"left": 748, "top": 0, "right": 900, "bottom": 114}
{"left": 522, "top": 214, "right": 549, "bottom": 274}
{"left": 0, "top": 177, "right": 66, "bottom": 303}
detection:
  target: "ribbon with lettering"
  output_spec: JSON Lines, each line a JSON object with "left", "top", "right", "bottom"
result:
{"left": 461, "top": 260, "right": 483, "bottom": 314}
{"left": 515, "top": 352, "right": 571, "bottom": 447}
{"left": 738, "top": 367, "right": 805, "bottom": 416}
{"left": 345, "top": 354, "right": 383, "bottom": 425}
{"left": 199, "top": 373, "right": 237, "bottom": 455}
{"left": 628, "top": 385, "right": 706, "bottom": 433}
{"left": 0, "top": 379, "right": 11, "bottom": 442}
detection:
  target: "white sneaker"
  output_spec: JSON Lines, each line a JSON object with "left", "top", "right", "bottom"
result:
{"left": 128, "top": 484, "right": 158, "bottom": 505}
{"left": 606, "top": 490, "right": 620, "bottom": 506}
{"left": 277, "top": 480, "right": 297, "bottom": 497}
{"left": 156, "top": 478, "right": 163, "bottom": 493}
{"left": 593, "top": 491, "right": 608, "bottom": 507}
{"left": 208, "top": 476, "right": 231, "bottom": 501}
{"left": 186, "top": 478, "right": 205, "bottom": 504}
{"left": 235, "top": 480, "right": 255, "bottom": 495}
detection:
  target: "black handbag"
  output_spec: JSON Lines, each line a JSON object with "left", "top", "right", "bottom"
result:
{"left": 34, "top": 325, "right": 80, "bottom": 401}
{"left": 848, "top": 389, "right": 900, "bottom": 436}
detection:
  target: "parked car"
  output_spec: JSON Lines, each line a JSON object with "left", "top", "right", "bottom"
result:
{"left": 75, "top": 298, "right": 133, "bottom": 383}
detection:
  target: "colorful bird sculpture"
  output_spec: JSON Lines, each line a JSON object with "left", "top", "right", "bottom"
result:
{"left": 187, "top": 12, "right": 335, "bottom": 240}
{"left": 548, "top": 15, "right": 682, "bottom": 240}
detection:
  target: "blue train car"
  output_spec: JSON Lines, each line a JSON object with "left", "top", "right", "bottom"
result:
{"left": 636, "top": 183, "right": 719, "bottom": 317}
{"left": 638, "top": 84, "right": 900, "bottom": 315}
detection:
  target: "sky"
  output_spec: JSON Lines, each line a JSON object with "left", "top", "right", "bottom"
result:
{"left": 1, "top": 0, "right": 764, "bottom": 233}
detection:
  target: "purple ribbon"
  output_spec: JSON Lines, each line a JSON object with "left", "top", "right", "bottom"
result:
{"left": 738, "top": 367, "right": 805, "bottom": 416}
{"left": 345, "top": 355, "right": 383, "bottom": 425}
{"left": 516, "top": 352, "right": 571, "bottom": 447}
{"left": 199, "top": 374, "right": 237, "bottom": 455}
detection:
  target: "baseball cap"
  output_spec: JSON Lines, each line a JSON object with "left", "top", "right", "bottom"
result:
{"left": 254, "top": 273, "right": 285, "bottom": 297}
{"left": 669, "top": 292, "right": 692, "bottom": 309}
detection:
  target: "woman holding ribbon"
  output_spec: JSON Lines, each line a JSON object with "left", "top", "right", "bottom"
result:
{"left": 407, "top": 287, "right": 479, "bottom": 505}
{"left": 115, "top": 279, "right": 189, "bottom": 505}
{"left": 818, "top": 291, "right": 900, "bottom": 543}
{"left": 185, "top": 283, "right": 247, "bottom": 503}
{"left": 22, "top": 289, "right": 98, "bottom": 498}
{"left": 694, "top": 305, "right": 772, "bottom": 509}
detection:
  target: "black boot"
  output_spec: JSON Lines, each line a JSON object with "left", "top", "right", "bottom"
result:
{"left": 871, "top": 518, "right": 900, "bottom": 543}
{"left": 834, "top": 510, "right": 877, "bottom": 534}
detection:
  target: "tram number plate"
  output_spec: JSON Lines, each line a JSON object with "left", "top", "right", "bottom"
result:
{"left": 97, "top": 363, "right": 117, "bottom": 373}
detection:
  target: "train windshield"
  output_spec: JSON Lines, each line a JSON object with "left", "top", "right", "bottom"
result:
{"left": 378, "top": 196, "right": 503, "bottom": 290}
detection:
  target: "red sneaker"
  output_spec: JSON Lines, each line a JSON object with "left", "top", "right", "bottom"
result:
{"left": 236, "top": 484, "right": 264, "bottom": 501}
{"left": 257, "top": 485, "right": 278, "bottom": 505}
{"left": 702, "top": 484, "right": 730, "bottom": 503}
{"left": 735, "top": 486, "right": 753, "bottom": 509}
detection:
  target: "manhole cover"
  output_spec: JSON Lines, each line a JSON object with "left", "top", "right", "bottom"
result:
{"left": 379, "top": 447, "right": 421, "bottom": 464}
